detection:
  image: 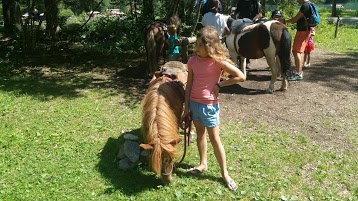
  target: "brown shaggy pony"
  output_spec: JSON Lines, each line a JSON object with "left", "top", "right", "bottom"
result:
{"left": 144, "top": 15, "right": 180, "bottom": 76}
{"left": 140, "top": 76, "right": 185, "bottom": 184}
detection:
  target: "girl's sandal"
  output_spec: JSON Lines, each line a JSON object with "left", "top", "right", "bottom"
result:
{"left": 226, "top": 178, "right": 238, "bottom": 191}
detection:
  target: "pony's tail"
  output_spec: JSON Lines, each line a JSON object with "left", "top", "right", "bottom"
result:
{"left": 278, "top": 28, "right": 292, "bottom": 76}
{"left": 146, "top": 28, "right": 157, "bottom": 75}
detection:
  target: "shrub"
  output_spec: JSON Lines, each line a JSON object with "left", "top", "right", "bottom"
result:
{"left": 59, "top": 8, "right": 75, "bottom": 26}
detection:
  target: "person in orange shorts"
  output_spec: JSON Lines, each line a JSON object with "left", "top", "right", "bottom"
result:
{"left": 283, "top": 0, "right": 314, "bottom": 81}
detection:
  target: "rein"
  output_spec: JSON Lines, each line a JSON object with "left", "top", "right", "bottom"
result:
{"left": 175, "top": 115, "right": 192, "bottom": 166}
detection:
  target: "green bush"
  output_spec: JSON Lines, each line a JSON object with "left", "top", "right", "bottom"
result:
{"left": 59, "top": 8, "right": 74, "bottom": 25}
{"left": 84, "top": 15, "right": 146, "bottom": 54}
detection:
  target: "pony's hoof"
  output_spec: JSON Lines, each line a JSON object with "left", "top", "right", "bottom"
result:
{"left": 266, "top": 89, "right": 274, "bottom": 94}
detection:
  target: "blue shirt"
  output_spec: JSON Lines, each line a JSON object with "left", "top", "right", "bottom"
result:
{"left": 167, "top": 33, "right": 179, "bottom": 54}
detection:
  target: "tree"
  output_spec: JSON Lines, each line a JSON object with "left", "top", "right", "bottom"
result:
{"left": 44, "top": 0, "right": 59, "bottom": 39}
{"left": 331, "top": 0, "right": 337, "bottom": 17}
{"left": 2, "top": 0, "right": 22, "bottom": 36}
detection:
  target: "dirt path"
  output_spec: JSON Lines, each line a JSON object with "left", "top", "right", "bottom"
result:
{"left": 218, "top": 49, "right": 358, "bottom": 152}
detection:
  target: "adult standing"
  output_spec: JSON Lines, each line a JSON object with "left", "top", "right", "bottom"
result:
{"left": 284, "top": 0, "right": 313, "bottom": 81}
{"left": 234, "top": 0, "right": 262, "bottom": 68}
{"left": 235, "top": 0, "right": 262, "bottom": 22}
{"left": 202, "top": 0, "right": 229, "bottom": 40}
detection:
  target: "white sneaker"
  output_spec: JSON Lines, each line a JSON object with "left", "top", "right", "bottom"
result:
{"left": 303, "top": 63, "right": 310, "bottom": 68}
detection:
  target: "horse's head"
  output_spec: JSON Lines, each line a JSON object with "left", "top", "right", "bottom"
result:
{"left": 139, "top": 138, "right": 182, "bottom": 184}
{"left": 153, "top": 61, "right": 188, "bottom": 85}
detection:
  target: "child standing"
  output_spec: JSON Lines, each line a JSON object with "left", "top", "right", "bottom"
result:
{"left": 271, "top": 9, "right": 282, "bottom": 21}
{"left": 167, "top": 24, "right": 180, "bottom": 61}
{"left": 183, "top": 26, "right": 246, "bottom": 191}
{"left": 303, "top": 27, "right": 315, "bottom": 68}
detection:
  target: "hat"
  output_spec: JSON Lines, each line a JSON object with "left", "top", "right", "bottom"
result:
{"left": 271, "top": 10, "right": 282, "bottom": 18}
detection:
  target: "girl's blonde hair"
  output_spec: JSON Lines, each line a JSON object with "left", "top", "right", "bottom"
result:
{"left": 197, "top": 26, "right": 234, "bottom": 65}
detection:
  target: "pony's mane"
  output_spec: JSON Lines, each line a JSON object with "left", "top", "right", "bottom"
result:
{"left": 141, "top": 77, "right": 185, "bottom": 174}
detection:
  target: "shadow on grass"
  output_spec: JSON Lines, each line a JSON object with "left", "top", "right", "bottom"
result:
{"left": 1, "top": 46, "right": 356, "bottom": 105}
{"left": 96, "top": 128, "right": 165, "bottom": 196}
{"left": 97, "top": 128, "right": 224, "bottom": 196}
{"left": 0, "top": 46, "right": 151, "bottom": 106}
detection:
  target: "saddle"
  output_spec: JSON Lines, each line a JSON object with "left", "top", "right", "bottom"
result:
{"left": 154, "top": 61, "right": 188, "bottom": 85}
{"left": 231, "top": 18, "right": 254, "bottom": 33}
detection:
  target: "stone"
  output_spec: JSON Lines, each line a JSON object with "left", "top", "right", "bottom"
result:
{"left": 118, "top": 158, "right": 133, "bottom": 170}
{"left": 123, "top": 140, "right": 140, "bottom": 163}
{"left": 117, "top": 146, "right": 126, "bottom": 159}
{"left": 123, "top": 133, "right": 139, "bottom": 141}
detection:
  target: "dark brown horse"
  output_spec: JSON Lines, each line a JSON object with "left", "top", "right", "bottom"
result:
{"left": 226, "top": 20, "right": 292, "bottom": 93}
{"left": 140, "top": 61, "right": 187, "bottom": 184}
{"left": 144, "top": 15, "right": 180, "bottom": 76}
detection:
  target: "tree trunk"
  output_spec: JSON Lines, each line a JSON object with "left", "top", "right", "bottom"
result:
{"left": 143, "top": 0, "right": 154, "bottom": 22}
{"left": 2, "top": 0, "right": 22, "bottom": 36}
{"left": 44, "top": 0, "right": 59, "bottom": 39}
{"left": 332, "top": 0, "right": 337, "bottom": 17}
{"left": 190, "top": 0, "right": 203, "bottom": 36}
{"left": 261, "top": 0, "right": 266, "bottom": 17}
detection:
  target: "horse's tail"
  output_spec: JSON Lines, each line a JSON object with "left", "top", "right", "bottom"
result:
{"left": 146, "top": 27, "right": 157, "bottom": 75}
{"left": 278, "top": 28, "right": 292, "bottom": 75}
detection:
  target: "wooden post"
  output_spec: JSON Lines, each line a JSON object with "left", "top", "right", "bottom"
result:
{"left": 334, "top": 16, "right": 341, "bottom": 38}
{"left": 174, "top": 37, "right": 197, "bottom": 64}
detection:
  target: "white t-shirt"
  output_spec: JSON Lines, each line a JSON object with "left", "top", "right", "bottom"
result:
{"left": 202, "top": 12, "right": 227, "bottom": 39}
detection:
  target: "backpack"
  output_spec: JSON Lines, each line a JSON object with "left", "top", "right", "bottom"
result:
{"left": 306, "top": 2, "right": 320, "bottom": 27}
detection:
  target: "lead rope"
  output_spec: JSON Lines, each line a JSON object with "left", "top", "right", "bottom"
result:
{"left": 175, "top": 115, "right": 192, "bottom": 167}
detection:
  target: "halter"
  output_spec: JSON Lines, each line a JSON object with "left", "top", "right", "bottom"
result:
{"left": 161, "top": 156, "right": 173, "bottom": 176}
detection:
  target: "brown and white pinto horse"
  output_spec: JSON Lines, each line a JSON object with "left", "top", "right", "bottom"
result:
{"left": 145, "top": 15, "right": 180, "bottom": 76}
{"left": 140, "top": 61, "right": 187, "bottom": 184}
{"left": 225, "top": 20, "right": 292, "bottom": 93}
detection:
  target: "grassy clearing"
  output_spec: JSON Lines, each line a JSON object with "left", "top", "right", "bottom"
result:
{"left": 1, "top": 67, "right": 357, "bottom": 200}
{"left": 313, "top": 21, "right": 358, "bottom": 53}
{"left": 1, "top": 14, "right": 358, "bottom": 200}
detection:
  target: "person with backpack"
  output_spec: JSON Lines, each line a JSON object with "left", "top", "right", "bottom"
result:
{"left": 283, "top": 0, "right": 319, "bottom": 81}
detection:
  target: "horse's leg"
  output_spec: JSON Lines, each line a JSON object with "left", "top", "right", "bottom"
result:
{"left": 240, "top": 56, "right": 247, "bottom": 78}
{"left": 266, "top": 54, "right": 277, "bottom": 94}
{"left": 277, "top": 56, "right": 288, "bottom": 91}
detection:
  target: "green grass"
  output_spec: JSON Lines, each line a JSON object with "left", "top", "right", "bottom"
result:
{"left": 313, "top": 21, "right": 358, "bottom": 53}
{"left": 1, "top": 14, "right": 358, "bottom": 200}
{"left": 1, "top": 68, "right": 357, "bottom": 200}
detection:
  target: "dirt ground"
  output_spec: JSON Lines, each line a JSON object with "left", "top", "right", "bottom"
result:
{"left": 218, "top": 49, "right": 358, "bottom": 152}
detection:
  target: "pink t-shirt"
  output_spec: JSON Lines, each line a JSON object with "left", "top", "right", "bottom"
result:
{"left": 187, "top": 55, "right": 222, "bottom": 104}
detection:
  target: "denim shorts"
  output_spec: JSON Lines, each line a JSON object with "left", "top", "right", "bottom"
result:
{"left": 190, "top": 100, "right": 220, "bottom": 128}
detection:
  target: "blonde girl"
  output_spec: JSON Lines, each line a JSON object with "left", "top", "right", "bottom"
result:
{"left": 183, "top": 26, "right": 246, "bottom": 191}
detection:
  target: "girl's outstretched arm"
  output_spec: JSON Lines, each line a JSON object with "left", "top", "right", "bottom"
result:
{"left": 219, "top": 61, "right": 246, "bottom": 87}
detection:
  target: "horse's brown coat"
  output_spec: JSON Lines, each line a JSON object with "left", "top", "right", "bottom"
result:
{"left": 226, "top": 20, "right": 292, "bottom": 93}
{"left": 238, "top": 24, "right": 270, "bottom": 59}
{"left": 141, "top": 72, "right": 186, "bottom": 183}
